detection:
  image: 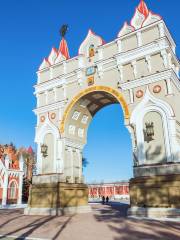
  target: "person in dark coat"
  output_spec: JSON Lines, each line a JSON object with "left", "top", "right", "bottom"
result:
{"left": 106, "top": 196, "right": 109, "bottom": 204}
{"left": 102, "top": 196, "right": 105, "bottom": 204}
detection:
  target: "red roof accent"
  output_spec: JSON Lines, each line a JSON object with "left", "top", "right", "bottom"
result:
{"left": 27, "top": 146, "right": 33, "bottom": 154}
{"left": 138, "top": 0, "right": 149, "bottom": 18}
{"left": 59, "top": 38, "right": 70, "bottom": 60}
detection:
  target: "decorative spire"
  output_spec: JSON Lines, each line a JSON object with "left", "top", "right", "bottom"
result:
{"left": 58, "top": 24, "right": 70, "bottom": 60}
{"left": 27, "top": 146, "right": 33, "bottom": 154}
{"left": 138, "top": 0, "right": 149, "bottom": 18}
{"left": 130, "top": 0, "right": 161, "bottom": 30}
{"left": 59, "top": 38, "right": 70, "bottom": 60}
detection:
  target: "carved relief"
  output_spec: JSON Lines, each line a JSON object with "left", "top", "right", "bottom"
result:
{"left": 50, "top": 113, "right": 56, "bottom": 120}
{"left": 40, "top": 116, "right": 45, "bottom": 122}
{"left": 136, "top": 90, "right": 144, "bottom": 98}
{"left": 153, "top": 85, "right": 161, "bottom": 94}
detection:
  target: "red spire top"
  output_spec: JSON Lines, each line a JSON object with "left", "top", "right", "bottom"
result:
{"left": 27, "top": 146, "right": 33, "bottom": 154}
{"left": 59, "top": 38, "right": 70, "bottom": 60}
{"left": 138, "top": 0, "right": 149, "bottom": 18}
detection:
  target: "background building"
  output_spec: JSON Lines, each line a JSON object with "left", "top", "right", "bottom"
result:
{"left": 0, "top": 144, "right": 35, "bottom": 206}
{"left": 88, "top": 181, "right": 129, "bottom": 200}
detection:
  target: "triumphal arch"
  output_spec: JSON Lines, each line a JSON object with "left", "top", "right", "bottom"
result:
{"left": 25, "top": 1, "right": 180, "bottom": 218}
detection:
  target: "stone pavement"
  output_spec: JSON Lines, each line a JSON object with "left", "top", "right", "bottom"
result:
{"left": 0, "top": 202, "right": 179, "bottom": 240}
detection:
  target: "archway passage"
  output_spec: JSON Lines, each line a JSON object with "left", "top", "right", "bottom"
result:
{"left": 83, "top": 104, "right": 133, "bottom": 183}
{"left": 62, "top": 90, "right": 131, "bottom": 184}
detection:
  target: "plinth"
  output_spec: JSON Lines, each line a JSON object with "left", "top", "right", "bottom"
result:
{"left": 24, "top": 174, "right": 91, "bottom": 216}
{"left": 128, "top": 174, "right": 180, "bottom": 218}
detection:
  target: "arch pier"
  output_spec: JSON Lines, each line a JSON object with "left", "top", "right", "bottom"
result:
{"left": 25, "top": 1, "right": 180, "bottom": 218}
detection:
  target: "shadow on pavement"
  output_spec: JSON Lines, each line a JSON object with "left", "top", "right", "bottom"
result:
{"left": 92, "top": 201, "right": 180, "bottom": 240}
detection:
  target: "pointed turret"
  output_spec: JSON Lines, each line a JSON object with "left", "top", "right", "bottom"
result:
{"left": 27, "top": 146, "right": 33, "bottom": 155}
{"left": 130, "top": 0, "right": 161, "bottom": 30}
{"left": 58, "top": 24, "right": 70, "bottom": 60}
{"left": 138, "top": 0, "right": 149, "bottom": 18}
{"left": 59, "top": 38, "right": 70, "bottom": 60}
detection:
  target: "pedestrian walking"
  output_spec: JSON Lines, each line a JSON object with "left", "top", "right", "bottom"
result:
{"left": 102, "top": 196, "right": 105, "bottom": 204}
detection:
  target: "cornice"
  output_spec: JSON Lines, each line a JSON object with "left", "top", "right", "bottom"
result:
{"left": 115, "top": 37, "right": 169, "bottom": 65}
{"left": 34, "top": 100, "right": 67, "bottom": 115}
{"left": 120, "top": 69, "right": 179, "bottom": 90}
{"left": 64, "top": 138, "right": 84, "bottom": 150}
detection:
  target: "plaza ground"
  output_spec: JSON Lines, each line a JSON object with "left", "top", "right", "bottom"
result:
{"left": 0, "top": 202, "right": 179, "bottom": 240}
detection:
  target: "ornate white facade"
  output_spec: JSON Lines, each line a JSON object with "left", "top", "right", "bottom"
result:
{"left": 27, "top": 0, "right": 180, "bottom": 217}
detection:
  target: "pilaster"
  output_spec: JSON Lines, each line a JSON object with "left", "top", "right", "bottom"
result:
{"left": 2, "top": 172, "right": 8, "bottom": 206}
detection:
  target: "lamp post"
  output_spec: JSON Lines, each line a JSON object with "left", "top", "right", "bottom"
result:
{"left": 41, "top": 144, "right": 48, "bottom": 158}
{"left": 144, "top": 122, "right": 154, "bottom": 142}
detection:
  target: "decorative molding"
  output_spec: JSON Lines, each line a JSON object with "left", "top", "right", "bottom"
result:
{"left": 120, "top": 69, "right": 179, "bottom": 91}
{"left": 60, "top": 86, "right": 130, "bottom": 133}
{"left": 35, "top": 114, "right": 60, "bottom": 143}
{"left": 78, "top": 29, "right": 105, "bottom": 55}
{"left": 118, "top": 22, "right": 134, "bottom": 37}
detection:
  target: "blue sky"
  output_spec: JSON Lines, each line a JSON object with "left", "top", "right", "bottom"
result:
{"left": 0, "top": 0, "right": 179, "bottom": 182}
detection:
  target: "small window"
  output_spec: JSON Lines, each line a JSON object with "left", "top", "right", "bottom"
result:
{"left": 89, "top": 44, "right": 95, "bottom": 58}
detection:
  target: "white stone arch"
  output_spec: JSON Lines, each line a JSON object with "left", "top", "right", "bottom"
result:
{"left": 35, "top": 115, "right": 61, "bottom": 174}
{"left": 130, "top": 88, "right": 176, "bottom": 165}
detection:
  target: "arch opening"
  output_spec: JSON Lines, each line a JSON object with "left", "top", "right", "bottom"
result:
{"left": 83, "top": 104, "right": 133, "bottom": 183}
{"left": 62, "top": 89, "right": 132, "bottom": 185}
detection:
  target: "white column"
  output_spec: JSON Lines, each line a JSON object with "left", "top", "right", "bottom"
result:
{"left": 63, "top": 62, "right": 67, "bottom": 74}
{"left": 45, "top": 91, "right": 48, "bottom": 105}
{"left": 77, "top": 70, "right": 83, "bottom": 86}
{"left": 132, "top": 61, "right": 138, "bottom": 79}
{"left": 129, "top": 89, "right": 134, "bottom": 104}
{"left": 146, "top": 55, "right": 152, "bottom": 73}
{"left": 137, "top": 31, "right": 142, "bottom": 47}
{"left": 50, "top": 67, "right": 53, "bottom": 79}
{"left": 98, "top": 48, "right": 103, "bottom": 60}
{"left": 36, "top": 93, "right": 40, "bottom": 108}
{"left": 161, "top": 50, "right": 168, "bottom": 68}
{"left": 67, "top": 148, "right": 74, "bottom": 183}
{"left": 76, "top": 149, "right": 82, "bottom": 182}
{"left": 17, "top": 173, "right": 23, "bottom": 205}
{"left": 36, "top": 143, "right": 42, "bottom": 174}
{"left": 166, "top": 79, "right": 173, "bottom": 95}
{"left": 117, "top": 39, "right": 122, "bottom": 53}
{"left": 117, "top": 64, "right": 123, "bottom": 82}
{"left": 56, "top": 139, "right": 64, "bottom": 174}
{"left": 158, "top": 22, "right": 165, "bottom": 38}
{"left": 2, "top": 173, "right": 8, "bottom": 206}
{"left": 97, "top": 63, "right": 103, "bottom": 79}
{"left": 54, "top": 87, "right": 57, "bottom": 102}
{"left": 62, "top": 84, "right": 67, "bottom": 100}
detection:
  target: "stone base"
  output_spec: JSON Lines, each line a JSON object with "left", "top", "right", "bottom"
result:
{"left": 24, "top": 205, "right": 92, "bottom": 216}
{"left": 128, "top": 207, "right": 180, "bottom": 219}
{"left": 129, "top": 174, "right": 180, "bottom": 209}
{"left": 25, "top": 178, "right": 90, "bottom": 215}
